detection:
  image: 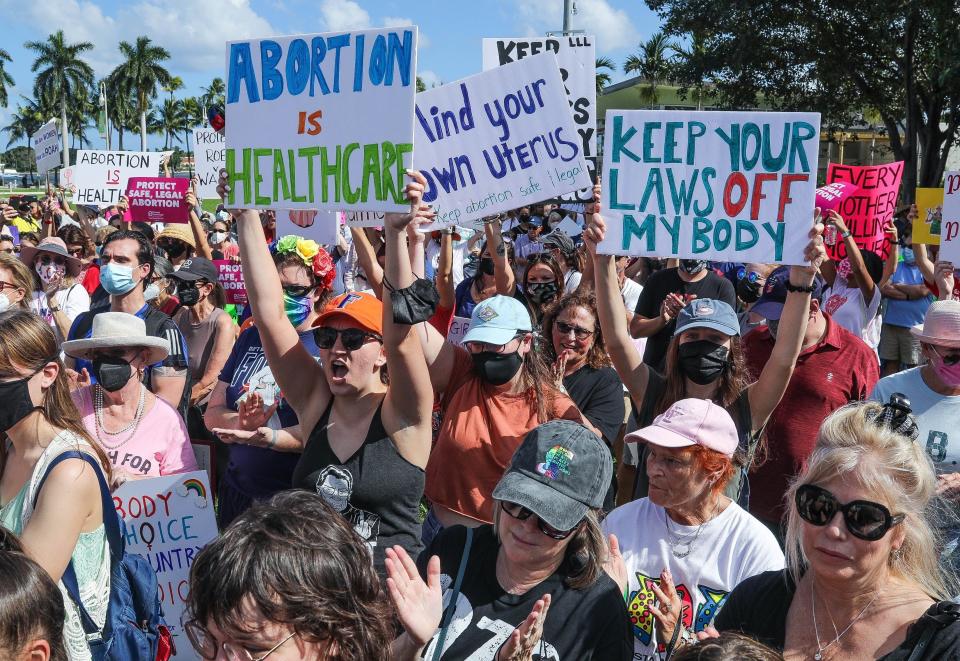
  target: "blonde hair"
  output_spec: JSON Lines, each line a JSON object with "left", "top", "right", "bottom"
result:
{"left": 784, "top": 402, "right": 956, "bottom": 600}
{"left": 0, "top": 253, "right": 34, "bottom": 308}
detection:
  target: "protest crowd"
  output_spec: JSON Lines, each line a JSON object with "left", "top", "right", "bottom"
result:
{"left": 2, "top": 17, "right": 960, "bottom": 661}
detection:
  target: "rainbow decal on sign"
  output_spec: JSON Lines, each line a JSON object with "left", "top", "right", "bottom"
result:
{"left": 181, "top": 478, "right": 206, "bottom": 499}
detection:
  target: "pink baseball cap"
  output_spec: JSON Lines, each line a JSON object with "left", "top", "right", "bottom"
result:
{"left": 624, "top": 398, "right": 738, "bottom": 458}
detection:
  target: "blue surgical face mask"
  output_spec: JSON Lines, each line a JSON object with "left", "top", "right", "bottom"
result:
{"left": 284, "top": 291, "right": 312, "bottom": 327}
{"left": 100, "top": 262, "right": 138, "bottom": 296}
{"left": 902, "top": 247, "right": 915, "bottom": 264}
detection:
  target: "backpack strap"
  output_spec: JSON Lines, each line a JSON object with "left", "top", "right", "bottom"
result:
{"left": 33, "top": 451, "right": 122, "bottom": 639}
{"left": 431, "top": 526, "right": 474, "bottom": 661}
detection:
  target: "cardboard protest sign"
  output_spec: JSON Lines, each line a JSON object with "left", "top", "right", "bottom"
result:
{"left": 71, "top": 150, "right": 163, "bottom": 206}
{"left": 225, "top": 27, "right": 418, "bottom": 212}
{"left": 276, "top": 209, "right": 339, "bottom": 246}
{"left": 125, "top": 177, "right": 190, "bottom": 223}
{"left": 940, "top": 172, "right": 960, "bottom": 264}
{"left": 112, "top": 471, "right": 218, "bottom": 659}
{"left": 413, "top": 53, "right": 591, "bottom": 228}
{"left": 214, "top": 259, "right": 247, "bottom": 304}
{"left": 192, "top": 128, "right": 224, "bottom": 199}
{"left": 825, "top": 161, "right": 902, "bottom": 260}
{"left": 598, "top": 110, "right": 821, "bottom": 264}
{"left": 31, "top": 119, "right": 61, "bottom": 174}
{"left": 447, "top": 315, "right": 471, "bottom": 345}
{"left": 344, "top": 210, "right": 385, "bottom": 228}
{"left": 914, "top": 187, "right": 944, "bottom": 245}
{"left": 815, "top": 182, "right": 858, "bottom": 213}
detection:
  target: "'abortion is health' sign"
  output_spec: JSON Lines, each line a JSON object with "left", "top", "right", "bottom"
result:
{"left": 112, "top": 471, "right": 217, "bottom": 659}
{"left": 225, "top": 27, "right": 418, "bottom": 212}
{"left": 825, "top": 161, "right": 902, "bottom": 260}
{"left": 72, "top": 150, "right": 163, "bottom": 206}
{"left": 413, "top": 53, "right": 591, "bottom": 227}
{"left": 125, "top": 177, "right": 190, "bottom": 223}
{"left": 193, "top": 128, "right": 224, "bottom": 199}
{"left": 598, "top": 110, "right": 821, "bottom": 264}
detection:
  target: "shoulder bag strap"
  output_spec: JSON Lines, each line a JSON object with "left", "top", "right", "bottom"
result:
{"left": 906, "top": 601, "right": 960, "bottom": 661}
{"left": 431, "top": 526, "right": 474, "bottom": 661}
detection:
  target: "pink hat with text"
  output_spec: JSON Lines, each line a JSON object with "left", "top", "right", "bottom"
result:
{"left": 624, "top": 398, "right": 738, "bottom": 458}
{"left": 911, "top": 300, "right": 960, "bottom": 348}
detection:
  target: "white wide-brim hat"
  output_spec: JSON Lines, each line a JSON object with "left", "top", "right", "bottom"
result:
{"left": 911, "top": 300, "right": 960, "bottom": 348}
{"left": 62, "top": 312, "right": 170, "bottom": 364}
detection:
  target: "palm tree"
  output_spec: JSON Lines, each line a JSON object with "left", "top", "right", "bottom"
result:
{"left": 24, "top": 30, "right": 95, "bottom": 167}
{"left": 163, "top": 75, "right": 183, "bottom": 101}
{"left": 154, "top": 97, "right": 186, "bottom": 150}
{"left": 595, "top": 57, "right": 615, "bottom": 95}
{"left": 110, "top": 36, "right": 172, "bottom": 150}
{"left": 106, "top": 79, "right": 138, "bottom": 151}
{"left": 624, "top": 32, "right": 676, "bottom": 107}
{"left": 201, "top": 77, "right": 225, "bottom": 113}
{"left": 671, "top": 31, "right": 710, "bottom": 110}
{"left": 2, "top": 100, "right": 44, "bottom": 149}
{"left": 0, "top": 48, "right": 14, "bottom": 108}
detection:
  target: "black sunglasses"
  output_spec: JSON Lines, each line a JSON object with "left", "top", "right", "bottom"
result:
{"left": 931, "top": 345, "right": 960, "bottom": 366}
{"left": 313, "top": 327, "right": 382, "bottom": 351}
{"left": 282, "top": 283, "right": 315, "bottom": 298}
{"left": 555, "top": 321, "right": 594, "bottom": 340}
{"left": 500, "top": 501, "right": 577, "bottom": 540}
{"left": 795, "top": 484, "right": 904, "bottom": 541}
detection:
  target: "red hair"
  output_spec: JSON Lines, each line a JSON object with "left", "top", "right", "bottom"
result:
{"left": 685, "top": 444, "right": 735, "bottom": 496}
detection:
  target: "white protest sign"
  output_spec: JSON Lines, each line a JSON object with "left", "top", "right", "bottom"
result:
{"left": 112, "top": 471, "right": 218, "bottom": 659}
{"left": 413, "top": 53, "right": 591, "bottom": 228}
{"left": 71, "top": 150, "right": 163, "bottom": 207}
{"left": 598, "top": 110, "right": 821, "bottom": 264}
{"left": 941, "top": 171, "right": 960, "bottom": 264}
{"left": 31, "top": 119, "right": 61, "bottom": 174}
{"left": 344, "top": 210, "right": 385, "bottom": 228}
{"left": 225, "top": 27, "right": 418, "bottom": 212}
{"left": 276, "top": 209, "right": 340, "bottom": 246}
{"left": 554, "top": 216, "right": 582, "bottom": 237}
{"left": 192, "top": 128, "right": 224, "bottom": 198}
{"left": 447, "top": 315, "right": 471, "bottom": 345}
{"left": 483, "top": 35, "right": 596, "bottom": 204}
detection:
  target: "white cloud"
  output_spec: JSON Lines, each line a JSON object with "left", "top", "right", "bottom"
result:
{"left": 382, "top": 17, "right": 429, "bottom": 48}
{"left": 514, "top": 0, "right": 640, "bottom": 52}
{"left": 9, "top": 0, "right": 276, "bottom": 77}
{"left": 320, "top": 0, "right": 372, "bottom": 31}
{"left": 418, "top": 69, "right": 441, "bottom": 89}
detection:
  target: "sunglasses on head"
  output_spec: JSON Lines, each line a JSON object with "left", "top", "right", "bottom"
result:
{"left": 555, "top": 320, "right": 594, "bottom": 340}
{"left": 282, "top": 283, "right": 314, "bottom": 298}
{"left": 500, "top": 501, "right": 577, "bottom": 540}
{"left": 313, "top": 327, "right": 382, "bottom": 351}
{"left": 795, "top": 484, "right": 904, "bottom": 541}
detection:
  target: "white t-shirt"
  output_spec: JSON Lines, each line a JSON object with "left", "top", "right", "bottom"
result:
{"left": 563, "top": 269, "right": 582, "bottom": 293}
{"left": 30, "top": 284, "right": 90, "bottom": 346}
{"left": 621, "top": 278, "right": 644, "bottom": 317}
{"left": 871, "top": 367, "right": 960, "bottom": 474}
{"left": 603, "top": 497, "right": 784, "bottom": 660}
{"left": 823, "top": 277, "right": 882, "bottom": 350}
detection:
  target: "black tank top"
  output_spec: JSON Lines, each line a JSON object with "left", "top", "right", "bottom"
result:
{"left": 293, "top": 400, "right": 425, "bottom": 576}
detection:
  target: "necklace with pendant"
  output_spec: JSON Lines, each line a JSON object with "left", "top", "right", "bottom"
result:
{"left": 663, "top": 498, "right": 719, "bottom": 559}
{"left": 811, "top": 582, "right": 880, "bottom": 660}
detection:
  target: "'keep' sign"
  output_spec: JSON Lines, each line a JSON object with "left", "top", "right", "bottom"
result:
{"left": 598, "top": 110, "right": 821, "bottom": 265}
{"left": 225, "top": 27, "right": 418, "bottom": 212}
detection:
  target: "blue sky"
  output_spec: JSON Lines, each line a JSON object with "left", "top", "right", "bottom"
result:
{"left": 0, "top": 0, "right": 661, "bottom": 149}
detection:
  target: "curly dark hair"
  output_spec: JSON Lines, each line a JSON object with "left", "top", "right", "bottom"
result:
{"left": 540, "top": 291, "right": 612, "bottom": 371}
{"left": 185, "top": 491, "right": 394, "bottom": 660}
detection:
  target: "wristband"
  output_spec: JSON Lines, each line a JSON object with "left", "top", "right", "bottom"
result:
{"left": 840, "top": 230, "right": 852, "bottom": 239}
{"left": 267, "top": 427, "right": 278, "bottom": 450}
{"left": 785, "top": 281, "right": 815, "bottom": 294}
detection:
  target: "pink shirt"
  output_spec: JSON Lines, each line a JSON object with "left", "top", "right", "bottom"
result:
{"left": 72, "top": 386, "right": 199, "bottom": 477}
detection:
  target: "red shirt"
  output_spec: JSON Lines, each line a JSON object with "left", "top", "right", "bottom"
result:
{"left": 743, "top": 314, "right": 879, "bottom": 523}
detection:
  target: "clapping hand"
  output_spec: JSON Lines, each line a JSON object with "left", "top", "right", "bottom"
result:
{"left": 602, "top": 533, "right": 629, "bottom": 595}
{"left": 385, "top": 546, "right": 443, "bottom": 648}
{"left": 384, "top": 170, "right": 435, "bottom": 233}
{"left": 237, "top": 391, "right": 278, "bottom": 431}
{"left": 648, "top": 568, "right": 684, "bottom": 644}
{"left": 496, "top": 594, "right": 551, "bottom": 661}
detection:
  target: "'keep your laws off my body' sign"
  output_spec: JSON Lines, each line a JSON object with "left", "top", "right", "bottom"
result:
{"left": 598, "top": 111, "right": 821, "bottom": 265}
{"left": 413, "top": 53, "right": 592, "bottom": 228}
{"left": 224, "top": 27, "right": 417, "bottom": 212}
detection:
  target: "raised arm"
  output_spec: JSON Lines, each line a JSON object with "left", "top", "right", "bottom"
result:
{"left": 748, "top": 216, "right": 827, "bottom": 432}
{"left": 349, "top": 227, "right": 384, "bottom": 299}
{"left": 583, "top": 207, "right": 650, "bottom": 404}
{"left": 381, "top": 171, "right": 436, "bottom": 468}
{"left": 218, "top": 169, "right": 327, "bottom": 421}
{"left": 436, "top": 230, "right": 455, "bottom": 311}
{"left": 406, "top": 223, "right": 426, "bottom": 280}
{"left": 485, "top": 219, "right": 516, "bottom": 296}
{"left": 186, "top": 188, "right": 214, "bottom": 260}
{"left": 829, "top": 211, "right": 875, "bottom": 301}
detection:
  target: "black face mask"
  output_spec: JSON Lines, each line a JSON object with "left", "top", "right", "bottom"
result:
{"left": 526, "top": 281, "right": 559, "bottom": 305}
{"left": 479, "top": 258, "right": 496, "bottom": 276}
{"left": 92, "top": 356, "right": 134, "bottom": 392}
{"left": 678, "top": 340, "right": 731, "bottom": 385}
{"left": 737, "top": 279, "right": 763, "bottom": 304}
{"left": 472, "top": 351, "right": 523, "bottom": 386}
{"left": 177, "top": 283, "right": 200, "bottom": 307}
{"left": 679, "top": 259, "right": 707, "bottom": 276}
{"left": 0, "top": 367, "right": 43, "bottom": 432}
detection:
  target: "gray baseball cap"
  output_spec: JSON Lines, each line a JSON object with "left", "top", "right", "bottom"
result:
{"left": 673, "top": 298, "right": 739, "bottom": 337}
{"left": 492, "top": 420, "right": 612, "bottom": 532}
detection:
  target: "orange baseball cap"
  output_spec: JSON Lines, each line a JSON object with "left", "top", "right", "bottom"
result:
{"left": 314, "top": 292, "right": 383, "bottom": 335}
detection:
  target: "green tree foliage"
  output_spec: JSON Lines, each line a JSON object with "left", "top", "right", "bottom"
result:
{"left": 596, "top": 57, "right": 615, "bottom": 94}
{"left": 0, "top": 48, "right": 14, "bottom": 108}
{"left": 110, "top": 36, "right": 172, "bottom": 150}
{"left": 624, "top": 31, "right": 676, "bottom": 106}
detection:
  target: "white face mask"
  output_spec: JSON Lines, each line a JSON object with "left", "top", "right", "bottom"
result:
{"left": 0, "top": 293, "right": 11, "bottom": 313}
{"left": 35, "top": 260, "right": 66, "bottom": 285}
{"left": 209, "top": 231, "right": 227, "bottom": 245}
{"left": 143, "top": 283, "right": 160, "bottom": 302}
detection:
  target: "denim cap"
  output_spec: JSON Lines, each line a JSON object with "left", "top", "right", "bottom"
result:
{"left": 673, "top": 298, "right": 739, "bottom": 337}
{"left": 492, "top": 420, "right": 613, "bottom": 531}
{"left": 462, "top": 295, "right": 533, "bottom": 346}
{"left": 751, "top": 266, "right": 825, "bottom": 321}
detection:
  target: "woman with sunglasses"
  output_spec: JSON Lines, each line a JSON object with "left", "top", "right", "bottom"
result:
{"left": 389, "top": 420, "right": 632, "bottom": 660}
{"left": 22, "top": 237, "right": 90, "bottom": 348}
{"left": 0, "top": 252, "right": 32, "bottom": 311}
{"left": 711, "top": 401, "right": 960, "bottom": 659}
{"left": 204, "top": 233, "right": 335, "bottom": 528}
{"left": 219, "top": 169, "right": 434, "bottom": 576}
{"left": 57, "top": 226, "right": 99, "bottom": 297}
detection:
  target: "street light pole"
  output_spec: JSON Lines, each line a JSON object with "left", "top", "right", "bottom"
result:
{"left": 563, "top": 0, "right": 572, "bottom": 33}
